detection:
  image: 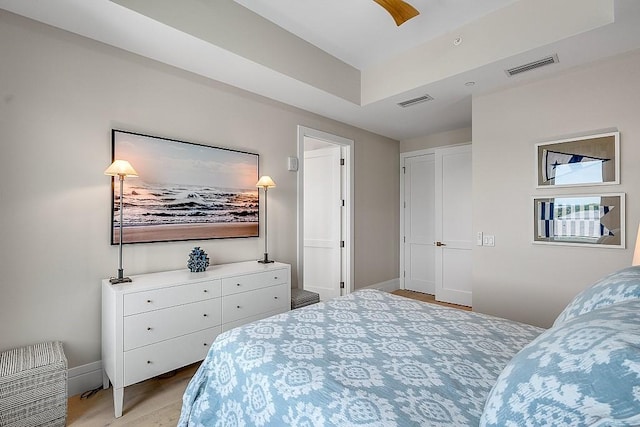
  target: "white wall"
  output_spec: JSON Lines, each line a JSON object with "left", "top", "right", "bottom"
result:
{"left": 472, "top": 48, "right": 640, "bottom": 328}
{"left": 0, "top": 12, "right": 399, "bottom": 367}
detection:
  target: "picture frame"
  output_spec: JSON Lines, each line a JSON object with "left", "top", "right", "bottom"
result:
{"left": 532, "top": 193, "right": 625, "bottom": 248}
{"left": 535, "top": 131, "right": 619, "bottom": 188}
{"left": 110, "top": 130, "right": 259, "bottom": 244}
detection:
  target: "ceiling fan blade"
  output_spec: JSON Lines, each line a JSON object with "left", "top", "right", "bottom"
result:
{"left": 373, "top": 0, "right": 420, "bottom": 26}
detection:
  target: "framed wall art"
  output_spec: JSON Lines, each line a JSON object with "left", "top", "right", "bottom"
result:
{"left": 110, "top": 130, "right": 259, "bottom": 244}
{"left": 533, "top": 193, "right": 625, "bottom": 248}
{"left": 535, "top": 131, "right": 619, "bottom": 188}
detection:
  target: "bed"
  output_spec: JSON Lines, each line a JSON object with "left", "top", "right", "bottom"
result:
{"left": 179, "top": 267, "right": 640, "bottom": 426}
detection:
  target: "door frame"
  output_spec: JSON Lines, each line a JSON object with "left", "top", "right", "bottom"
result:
{"left": 297, "top": 125, "right": 354, "bottom": 295}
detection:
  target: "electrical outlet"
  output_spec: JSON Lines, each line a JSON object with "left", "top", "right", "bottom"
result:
{"left": 476, "top": 232, "right": 483, "bottom": 246}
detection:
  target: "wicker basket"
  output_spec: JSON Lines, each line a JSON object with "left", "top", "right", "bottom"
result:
{"left": 291, "top": 288, "right": 320, "bottom": 309}
{"left": 0, "top": 342, "right": 67, "bottom": 427}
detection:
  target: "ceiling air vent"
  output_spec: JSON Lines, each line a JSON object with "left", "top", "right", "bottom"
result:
{"left": 505, "top": 54, "right": 559, "bottom": 77}
{"left": 397, "top": 94, "right": 434, "bottom": 108}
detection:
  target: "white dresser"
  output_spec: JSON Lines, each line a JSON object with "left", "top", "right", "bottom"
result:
{"left": 101, "top": 261, "right": 290, "bottom": 418}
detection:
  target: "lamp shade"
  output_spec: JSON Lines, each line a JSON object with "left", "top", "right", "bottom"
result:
{"left": 256, "top": 175, "right": 276, "bottom": 188}
{"left": 633, "top": 224, "right": 640, "bottom": 266}
{"left": 104, "top": 160, "right": 138, "bottom": 177}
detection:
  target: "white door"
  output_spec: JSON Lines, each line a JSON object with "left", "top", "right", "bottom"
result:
{"left": 435, "top": 145, "right": 472, "bottom": 306}
{"left": 303, "top": 145, "right": 342, "bottom": 300}
{"left": 402, "top": 154, "right": 436, "bottom": 294}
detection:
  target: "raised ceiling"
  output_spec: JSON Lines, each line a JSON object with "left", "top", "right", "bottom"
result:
{"left": 233, "top": 0, "right": 520, "bottom": 70}
{"left": 1, "top": 0, "right": 639, "bottom": 140}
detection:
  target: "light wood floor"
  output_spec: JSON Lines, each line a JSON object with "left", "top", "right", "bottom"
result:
{"left": 67, "top": 289, "right": 469, "bottom": 425}
{"left": 67, "top": 364, "right": 199, "bottom": 426}
{"left": 392, "top": 289, "right": 472, "bottom": 311}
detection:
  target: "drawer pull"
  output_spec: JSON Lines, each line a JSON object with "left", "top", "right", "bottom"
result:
{"left": 203, "top": 289, "right": 208, "bottom": 293}
{"left": 236, "top": 283, "right": 241, "bottom": 287}
{"left": 147, "top": 327, "right": 152, "bottom": 331}
{"left": 237, "top": 305, "right": 241, "bottom": 309}
{"left": 147, "top": 360, "right": 152, "bottom": 364}
{"left": 274, "top": 296, "right": 278, "bottom": 299}
{"left": 274, "top": 276, "right": 278, "bottom": 280}
{"left": 203, "top": 343, "right": 208, "bottom": 346}
{"left": 146, "top": 300, "right": 152, "bottom": 303}
{"left": 203, "top": 314, "right": 208, "bottom": 317}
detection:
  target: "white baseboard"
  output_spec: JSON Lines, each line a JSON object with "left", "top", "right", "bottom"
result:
{"left": 68, "top": 360, "right": 103, "bottom": 398}
{"left": 359, "top": 278, "right": 400, "bottom": 293}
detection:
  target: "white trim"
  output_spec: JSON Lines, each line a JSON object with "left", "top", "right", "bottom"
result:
{"left": 359, "top": 278, "right": 400, "bottom": 293}
{"left": 297, "top": 126, "right": 354, "bottom": 295}
{"left": 400, "top": 142, "right": 470, "bottom": 159}
{"left": 400, "top": 147, "right": 437, "bottom": 160}
{"left": 68, "top": 360, "right": 103, "bottom": 397}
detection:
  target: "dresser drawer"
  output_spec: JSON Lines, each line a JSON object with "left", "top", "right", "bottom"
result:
{"left": 124, "top": 280, "right": 221, "bottom": 316}
{"left": 222, "top": 283, "right": 289, "bottom": 324}
{"left": 221, "top": 269, "right": 288, "bottom": 296}
{"left": 124, "top": 298, "right": 221, "bottom": 351}
{"left": 123, "top": 326, "right": 220, "bottom": 387}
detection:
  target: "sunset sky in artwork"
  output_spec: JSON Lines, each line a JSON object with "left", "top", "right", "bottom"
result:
{"left": 113, "top": 131, "right": 258, "bottom": 190}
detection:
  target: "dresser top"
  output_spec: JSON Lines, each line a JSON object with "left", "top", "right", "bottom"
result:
{"left": 103, "top": 260, "right": 290, "bottom": 293}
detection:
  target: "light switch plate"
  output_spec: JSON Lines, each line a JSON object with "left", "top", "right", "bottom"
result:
{"left": 476, "top": 232, "right": 483, "bottom": 246}
{"left": 287, "top": 156, "right": 299, "bottom": 171}
{"left": 483, "top": 235, "right": 495, "bottom": 247}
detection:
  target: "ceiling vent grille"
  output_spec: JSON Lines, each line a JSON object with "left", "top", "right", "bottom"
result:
{"left": 397, "top": 94, "right": 434, "bottom": 108}
{"left": 505, "top": 54, "right": 559, "bottom": 77}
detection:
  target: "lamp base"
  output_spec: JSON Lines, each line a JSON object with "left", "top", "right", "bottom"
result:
{"left": 110, "top": 269, "right": 132, "bottom": 284}
{"left": 258, "top": 253, "right": 274, "bottom": 264}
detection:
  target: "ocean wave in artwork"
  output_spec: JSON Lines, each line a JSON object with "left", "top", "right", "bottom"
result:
{"left": 113, "top": 181, "right": 259, "bottom": 226}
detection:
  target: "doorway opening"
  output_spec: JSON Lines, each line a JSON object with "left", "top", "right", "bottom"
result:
{"left": 297, "top": 126, "right": 353, "bottom": 301}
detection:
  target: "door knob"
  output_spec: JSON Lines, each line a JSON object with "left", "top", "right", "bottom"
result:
{"left": 435, "top": 241, "right": 446, "bottom": 247}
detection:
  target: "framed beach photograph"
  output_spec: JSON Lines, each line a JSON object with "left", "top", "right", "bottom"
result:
{"left": 535, "top": 131, "right": 619, "bottom": 188}
{"left": 533, "top": 193, "right": 625, "bottom": 248}
{"left": 110, "top": 130, "right": 259, "bottom": 244}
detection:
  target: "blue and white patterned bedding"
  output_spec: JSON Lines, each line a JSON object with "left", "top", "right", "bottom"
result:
{"left": 481, "top": 298, "right": 640, "bottom": 426}
{"left": 178, "top": 289, "right": 543, "bottom": 426}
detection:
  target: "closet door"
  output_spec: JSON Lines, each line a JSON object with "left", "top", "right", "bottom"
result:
{"left": 401, "top": 145, "right": 472, "bottom": 306}
{"left": 402, "top": 153, "right": 436, "bottom": 294}
{"left": 435, "top": 145, "right": 472, "bottom": 306}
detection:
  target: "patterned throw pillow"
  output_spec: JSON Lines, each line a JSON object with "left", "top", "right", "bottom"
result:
{"left": 553, "top": 266, "right": 640, "bottom": 326}
{"left": 480, "top": 299, "right": 640, "bottom": 427}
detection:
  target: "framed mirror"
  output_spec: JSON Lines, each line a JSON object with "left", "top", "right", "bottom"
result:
{"left": 533, "top": 193, "right": 625, "bottom": 248}
{"left": 536, "top": 131, "right": 619, "bottom": 188}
